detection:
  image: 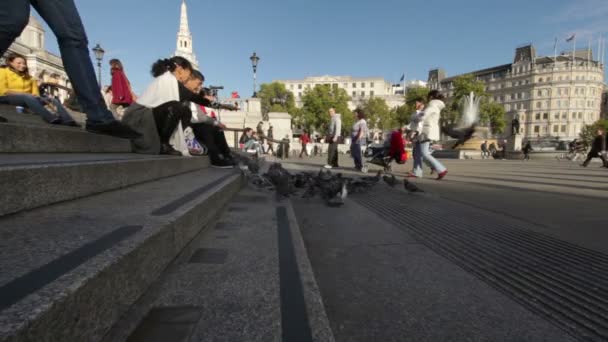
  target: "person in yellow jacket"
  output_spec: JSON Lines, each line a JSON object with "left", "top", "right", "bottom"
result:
{"left": 0, "top": 53, "right": 76, "bottom": 126}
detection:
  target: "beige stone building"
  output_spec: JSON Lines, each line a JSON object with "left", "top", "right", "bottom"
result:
{"left": 275, "top": 75, "right": 406, "bottom": 110}
{"left": 428, "top": 45, "right": 605, "bottom": 140}
{"left": 1, "top": 16, "right": 70, "bottom": 101}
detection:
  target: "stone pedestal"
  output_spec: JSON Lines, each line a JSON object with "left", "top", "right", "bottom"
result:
{"left": 268, "top": 112, "right": 293, "bottom": 143}
{"left": 508, "top": 133, "right": 523, "bottom": 152}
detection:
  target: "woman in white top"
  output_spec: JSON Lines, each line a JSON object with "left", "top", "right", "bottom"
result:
{"left": 122, "top": 56, "right": 213, "bottom": 155}
{"left": 351, "top": 108, "right": 368, "bottom": 171}
{"left": 420, "top": 90, "right": 448, "bottom": 180}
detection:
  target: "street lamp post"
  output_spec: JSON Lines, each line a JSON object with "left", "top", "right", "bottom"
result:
{"left": 92, "top": 43, "right": 105, "bottom": 88}
{"left": 250, "top": 52, "right": 260, "bottom": 97}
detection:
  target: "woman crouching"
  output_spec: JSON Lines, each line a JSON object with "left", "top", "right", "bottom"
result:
{"left": 122, "top": 56, "right": 213, "bottom": 155}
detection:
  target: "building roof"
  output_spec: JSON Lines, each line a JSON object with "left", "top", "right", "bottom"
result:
{"left": 441, "top": 63, "right": 511, "bottom": 83}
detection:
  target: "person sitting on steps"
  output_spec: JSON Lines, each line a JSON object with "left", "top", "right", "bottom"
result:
{"left": 0, "top": 0, "right": 140, "bottom": 139}
{"left": 121, "top": 57, "right": 214, "bottom": 155}
{"left": 0, "top": 53, "right": 78, "bottom": 126}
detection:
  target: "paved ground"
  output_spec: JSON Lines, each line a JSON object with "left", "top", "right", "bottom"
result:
{"left": 274, "top": 153, "right": 608, "bottom": 341}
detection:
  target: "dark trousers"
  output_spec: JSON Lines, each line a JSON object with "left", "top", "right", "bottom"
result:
{"left": 299, "top": 143, "right": 309, "bottom": 157}
{"left": 191, "top": 123, "right": 232, "bottom": 164}
{"left": 0, "top": 94, "right": 74, "bottom": 123}
{"left": 351, "top": 142, "right": 362, "bottom": 169}
{"left": 267, "top": 143, "right": 274, "bottom": 154}
{"left": 582, "top": 149, "right": 608, "bottom": 167}
{"left": 327, "top": 142, "right": 339, "bottom": 167}
{"left": 152, "top": 101, "right": 191, "bottom": 144}
{"left": 0, "top": 0, "right": 114, "bottom": 124}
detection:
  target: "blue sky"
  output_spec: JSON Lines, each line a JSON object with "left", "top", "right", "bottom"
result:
{"left": 34, "top": 0, "right": 608, "bottom": 97}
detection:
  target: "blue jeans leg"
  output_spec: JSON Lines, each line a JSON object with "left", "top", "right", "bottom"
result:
{"left": 0, "top": 94, "right": 57, "bottom": 122}
{"left": 30, "top": 0, "right": 114, "bottom": 124}
{"left": 51, "top": 98, "right": 76, "bottom": 123}
{"left": 420, "top": 141, "right": 446, "bottom": 173}
{"left": 0, "top": 1, "right": 30, "bottom": 55}
{"left": 413, "top": 142, "right": 423, "bottom": 176}
{"left": 351, "top": 142, "right": 362, "bottom": 169}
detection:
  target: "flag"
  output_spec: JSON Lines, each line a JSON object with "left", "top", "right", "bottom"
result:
{"left": 566, "top": 34, "right": 576, "bottom": 42}
{"left": 399, "top": 74, "right": 405, "bottom": 82}
{"left": 231, "top": 91, "right": 240, "bottom": 99}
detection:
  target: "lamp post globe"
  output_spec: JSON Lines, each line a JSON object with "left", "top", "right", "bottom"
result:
{"left": 92, "top": 43, "right": 105, "bottom": 87}
{"left": 250, "top": 52, "right": 260, "bottom": 97}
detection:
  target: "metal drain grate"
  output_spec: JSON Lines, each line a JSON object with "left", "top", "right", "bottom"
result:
{"left": 353, "top": 189, "right": 608, "bottom": 341}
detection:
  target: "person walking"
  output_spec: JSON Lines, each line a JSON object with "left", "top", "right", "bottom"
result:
{"left": 266, "top": 124, "right": 275, "bottom": 155}
{"left": 325, "top": 108, "right": 342, "bottom": 169}
{"left": 522, "top": 141, "right": 533, "bottom": 161}
{"left": 0, "top": 0, "right": 139, "bottom": 138}
{"left": 109, "top": 59, "right": 135, "bottom": 118}
{"left": 256, "top": 121, "right": 266, "bottom": 154}
{"left": 481, "top": 140, "right": 490, "bottom": 159}
{"left": 581, "top": 127, "right": 608, "bottom": 168}
{"left": 0, "top": 53, "right": 77, "bottom": 126}
{"left": 350, "top": 109, "right": 368, "bottom": 171}
{"left": 419, "top": 90, "right": 448, "bottom": 180}
{"left": 299, "top": 129, "right": 311, "bottom": 158}
{"left": 407, "top": 97, "right": 425, "bottom": 178}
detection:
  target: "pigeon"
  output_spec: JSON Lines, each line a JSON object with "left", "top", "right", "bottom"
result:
{"left": 360, "top": 170, "right": 382, "bottom": 183}
{"left": 382, "top": 174, "right": 397, "bottom": 187}
{"left": 441, "top": 124, "right": 476, "bottom": 149}
{"left": 403, "top": 179, "right": 424, "bottom": 193}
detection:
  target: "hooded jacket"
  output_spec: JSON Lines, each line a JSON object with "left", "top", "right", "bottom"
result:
{"left": 421, "top": 100, "right": 445, "bottom": 141}
{"left": 328, "top": 113, "right": 342, "bottom": 140}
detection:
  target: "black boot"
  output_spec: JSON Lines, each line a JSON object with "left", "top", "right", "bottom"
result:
{"left": 154, "top": 103, "right": 186, "bottom": 156}
{"left": 160, "top": 143, "right": 182, "bottom": 156}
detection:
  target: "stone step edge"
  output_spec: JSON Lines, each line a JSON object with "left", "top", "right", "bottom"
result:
{"left": 283, "top": 200, "right": 336, "bottom": 342}
{"left": 0, "top": 173, "right": 244, "bottom": 342}
{"left": 0, "top": 156, "right": 210, "bottom": 217}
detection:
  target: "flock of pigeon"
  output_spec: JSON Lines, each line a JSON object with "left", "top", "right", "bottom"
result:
{"left": 239, "top": 159, "right": 423, "bottom": 207}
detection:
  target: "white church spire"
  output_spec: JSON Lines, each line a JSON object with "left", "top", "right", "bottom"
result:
{"left": 174, "top": 0, "right": 199, "bottom": 69}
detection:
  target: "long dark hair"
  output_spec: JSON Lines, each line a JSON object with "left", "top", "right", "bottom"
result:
{"left": 3, "top": 52, "right": 31, "bottom": 78}
{"left": 427, "top": 90, "right": 445, "bottom": 101}
{"left": 109, "top": 58, "right": 123, "bottom": 70}
{"left": 151, "top": 56, "right": 193, "bottom": 77}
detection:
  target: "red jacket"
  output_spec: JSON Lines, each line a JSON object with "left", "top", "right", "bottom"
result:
{"left": 301, "top": 133, "right": 310, "bottom": 144}
{"left": 389, "top": 130, "right": 405, "bottom": 157}
{"left": 111, "top": 68, "right": 133, "bottom": 105}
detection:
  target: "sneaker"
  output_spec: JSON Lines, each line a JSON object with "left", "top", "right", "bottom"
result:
{"left": 406, "top": 172, "right": 419, "bottom": 178}
{"left": 86, "top": 120, "right": 142, "bottom": 139}
{"left": 324, "top": 165, "right": 333, "bottom": 169}
{"left": 211, "top": 160, "right": 234, "bottom": 169}
{"left": 436, "top": 170, "right": 448, "bottom": 180}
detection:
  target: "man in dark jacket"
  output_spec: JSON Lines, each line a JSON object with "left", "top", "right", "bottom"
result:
{"left": 581, "top": 127, "right": 608, "bottom": 167}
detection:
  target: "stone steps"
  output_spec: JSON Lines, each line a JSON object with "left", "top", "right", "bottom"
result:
{"left": 0, "top": 167, "right": 243, "bottom": 342}
{"left": 0, "top": 153, "right": 211, "bottom": 216}
{"left": 103, "top": 189, "right": 334, "bottom": 342}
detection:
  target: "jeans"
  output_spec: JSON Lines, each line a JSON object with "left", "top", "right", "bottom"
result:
{"left": 0, "top": 94, "right": 74, "bottom": 123}
{"left": 412, "top": 141, "right": 423, "bottom": 176}
{"left": 0, "top": 0, "right": 115, "bottom": 124}
{"left": 420, "top": 141, "right": 446, "bottom": 174}
{"left": 351, "top": 142, "right": 362, "bottom": 169}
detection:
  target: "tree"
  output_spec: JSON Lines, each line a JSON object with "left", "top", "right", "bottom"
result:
{"left": 296, "top": 84, "right": 352, "bottom": 135}
{"left": 480, "top": 102, "right": 506, "bottom": 134}
{"left": 579, "top": 119, "right": 608, "bottom": 146}
{"left": 359, "top": 97, "right": 393, "bottom": 130}
{"left": 256, "top": 82, "right": 297, "bottom": 119}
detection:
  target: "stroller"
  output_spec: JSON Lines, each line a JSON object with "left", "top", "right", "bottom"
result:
{"left": 362, "top": 131, "right": 409, "bottom": 173}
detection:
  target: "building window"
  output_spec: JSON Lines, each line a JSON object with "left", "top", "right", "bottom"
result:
{"left": 298, "top": 84, "right": 302, "bottom": 90}
{"left": 370, "top": 82, "right": 374, "bottom": 88}
{"left": 562, "top": 113, "right": 567, "bottom": 120}
{"left": 352, "top": 91, "right": 356, "bottom": 97}
{"left": 572, "top": 112, "right": 577, "bottom": 119}
{"left": 554, "top": 113, "right": 559, "bottom": 120}
{"left": 557, "top": 100, "right": 561, "bottom": 108}
{"left": 578, "top": 112, "right": 582, "bottom": 119}
{"left": 370, "top": 91, "right": 375, "bottom": 96}
{"left": 352, "top": 83, "right": 356, "bottom": 88}
{"left": 361, "top": 91, "right": 365, "bottom": 97}
{"left": 539, "top": 77, "right": 544, "bottom": 82}
{"left": 534, "top": 126, "right": 540, "bottom": 133}
{"left": 553, "top": 125, "right": 559, "bottom": 133}
{"left": 536, "top": 102, "right": 541, "bottom": 109}
{"left": 361, "top": 83, "right": 365, "bottom": 88}
{"left": 561, "top": 125, "right": 566, "bottom": 132}
{"left": 298, "top": 92, "right": 302, "bottom": 97}
{"left": 543, "top": 113, "right": 549, "bottom": 120}
{"left": 535, "top": 113, "right": 541, "bottom": 120}
{"left": 537, "top": 90, "right": 542, "bottom": 97}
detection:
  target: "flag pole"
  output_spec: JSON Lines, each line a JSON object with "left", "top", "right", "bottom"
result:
{"left": 553, "top": 37, "right": 557, "bottom": 62}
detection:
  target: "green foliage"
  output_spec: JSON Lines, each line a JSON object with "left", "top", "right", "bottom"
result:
{"left": 579, "top": 119, "right": 608, "bottom": 146}
{"left": 296, "top": 84, "right": 352, "bottom": 135}
{"left": 257, "top": 82, "right": 297, "bottom": 119}
{"left": 391, "top": 104, "right": 412, "bottom": 126}
{"left": 359, "top": 97, "right": 393, "bottom": 130}
{"left": 445, "top": 74, "right": 506, "bottom": 134}
{"left": 388, "top": 87, "right": 430, "bottom": 127}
